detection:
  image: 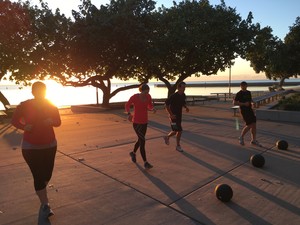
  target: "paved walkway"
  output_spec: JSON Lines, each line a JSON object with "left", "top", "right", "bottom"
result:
{"left": 1, "top": 102, "right": 299, "bottom": 225}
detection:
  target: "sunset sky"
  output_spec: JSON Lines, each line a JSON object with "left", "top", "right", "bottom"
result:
{"left": 24, "top": 0, "right": 300, "bottom": 81}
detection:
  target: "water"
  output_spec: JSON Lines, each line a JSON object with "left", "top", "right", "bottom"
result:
{"left": 1, "top": 80, "right": 299, "bottom": 110}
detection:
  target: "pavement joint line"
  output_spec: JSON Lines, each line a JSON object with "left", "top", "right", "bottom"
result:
{"left": 56, "top": 143, "right": 275, "bottom": 224}
{"left": 0, "top": 161, "right": 25, "bottom": 168}
{"left": 62, "top": 140, "right": 135, "bottom": 155}
{"left": 56, "top": 149, "right": 206, "bottom": 225}
{"left": 60, "top": 135, "right": 167, "bottom": 157}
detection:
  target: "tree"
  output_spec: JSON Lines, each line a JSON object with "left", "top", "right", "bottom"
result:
{"left": 46, "top": 0, "right": 157, "bottom": 107}
{"left": 285, "top": 17, "right": 300, "bottom": 76}
{"left": 245, "top": 17, "right": 300, "bottom": 89}
{"left": 245, "top": 26, "right": 278, "bottom": 73}
{"left": 0, "top": 0, "right": 35, "bottom": 108}
{"left": 140, "top": 0, "right": 256, "bottom": 96}
{"left": 0, "top": 0, "right": 71, "bottom": 108}
{"left": 1, "top": 0, "right": 262, "bottom": 107}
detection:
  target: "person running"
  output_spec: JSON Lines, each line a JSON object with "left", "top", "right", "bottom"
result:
{"left": 11, "top": 81, "right": 61, "bottom": 220}
{"left": 125, "top": 83, "right": 156, "bottom": 169}
{"left": 163, "top": 82, "right": 189, "bottom": 152}
{"left": 233, "top": 81, "right": 260, "bottom": 146}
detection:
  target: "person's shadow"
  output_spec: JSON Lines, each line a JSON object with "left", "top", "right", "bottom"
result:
{"left": 137, "top": 164, "right": 216, "bottom": 225}
{"left": 2, "top": 128, "right": 22, "bottom": 148}
{"left": 38, "top": 214, "right": 52, "bottom": 225}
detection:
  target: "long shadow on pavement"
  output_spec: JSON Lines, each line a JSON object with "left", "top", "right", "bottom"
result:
{"left": 137, "top": 164, "right": 215, "bottom": 225}
{"left": 2, "top": 128, "right": 22, "bottom": 147}
{"left": 180, "top": 126, "right": 300, "bottom": 184}
{"left": 226, "top": 202, "right": 273, "bottom": 225}
{"left": 182, "top": 151, "right": 300, "bottom": 217}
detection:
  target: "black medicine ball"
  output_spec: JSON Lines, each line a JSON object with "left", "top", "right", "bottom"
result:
{"left": 215, "top": 184, "right": 233, "bottom": 202}
{"left": 250, "top": 154, "right": 265, "bottom": 168}
{"left": 276, "top": 140, "right": 288, "bottom": 150}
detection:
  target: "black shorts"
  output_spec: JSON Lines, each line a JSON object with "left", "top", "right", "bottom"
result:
{"left": 170, "top": 117, "right": 183, "bottom": 132}
{"left": 241, "top": 109, "right": 256, "bottom": 125}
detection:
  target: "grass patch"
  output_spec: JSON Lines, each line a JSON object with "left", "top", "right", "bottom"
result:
{"left": 276, "top": 93, "right": 300, "bottom": 111}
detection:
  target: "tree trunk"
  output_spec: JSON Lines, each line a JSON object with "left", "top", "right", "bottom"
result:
{"left": 101, "top": 90, "right": 110, "bottom": 108}
{"left": 168, "top": 85, "right": 177, "bottom": 97}
{"left": 93, "top": 78, "right": 141, "bottom": 108}
{"left": 101, "top": 79, "right": 111, "bottom": 108}
{"left": 278, "top": 77, "right": 286, "bottom": 89}
{"left": 158, "top": 77, "right": 175, "bottom": 97}
{"left": 0, "top": 91, "right": 10, "bottom": 109}
{"left": 159, "top": 73, "right": 189, "bottom": 97}
{"left": 95, "top": 77, "right": 111, "bottom": 108}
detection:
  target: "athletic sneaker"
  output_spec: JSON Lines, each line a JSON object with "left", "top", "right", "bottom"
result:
{"left": 129, "top": 152, "right": 136, "bottom": 163}
{"left": 163, "top": 136, "right": 170, "bottom": 145}
{"left": 251, "top": 140, "right": 261, "bottom": 146}
{"left": 39, "top": 204, "right": 54, "bottom": 219}
{"left": 144, "top": 162, "right": 153, "bottom": 169}
{"left": 176, "top": 145, "right": 184, "bottom": 152}
{"left": 238, "top": 136, "right": 245, "bottom": 145}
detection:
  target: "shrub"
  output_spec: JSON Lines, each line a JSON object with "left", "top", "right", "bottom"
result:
{"left": 277, "top": 93, "right": 300, "bottom": 111}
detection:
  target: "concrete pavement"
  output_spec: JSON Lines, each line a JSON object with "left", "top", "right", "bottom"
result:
{"left": 1, "top": 101, "right": 299, "bottom": 225}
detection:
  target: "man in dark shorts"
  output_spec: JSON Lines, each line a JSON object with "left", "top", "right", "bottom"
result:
{"left": 163, "top": 82, "right": 189, "bottom": 152}
{"left": 234, "top": 81, "right": 260, "bottom": 146}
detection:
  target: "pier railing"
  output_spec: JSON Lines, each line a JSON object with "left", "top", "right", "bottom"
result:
{"left": 252, "top": 90, "right": 293, "bottom": 108}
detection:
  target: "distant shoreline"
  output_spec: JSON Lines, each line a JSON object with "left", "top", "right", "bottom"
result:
{"left": 155, "top": 81, "right": 300, "bottom": 88}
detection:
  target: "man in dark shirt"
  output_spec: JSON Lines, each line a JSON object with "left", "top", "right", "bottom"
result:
{"left": 234, "top": 81, "right": 260, "bottom": 146}
{"left": 163, "top": 82, "right": 189, "bottom": 152}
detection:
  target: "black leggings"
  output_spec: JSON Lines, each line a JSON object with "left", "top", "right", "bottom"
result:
{"left": 22, "top": 146, "right": 57, "bottom": 191}
{"left": 133, "top": 123, "right": 147, "bottom": 162}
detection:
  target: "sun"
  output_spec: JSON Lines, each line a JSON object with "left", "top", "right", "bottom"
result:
{"left": 43, "top": 80, "right": 66, "bottom": 107}
{"left": 42, "top": 79, "right": 98, "bottom": 108}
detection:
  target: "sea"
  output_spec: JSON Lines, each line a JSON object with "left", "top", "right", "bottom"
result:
{"left": 1, "top": 79, "right": 300, "bottom": 110}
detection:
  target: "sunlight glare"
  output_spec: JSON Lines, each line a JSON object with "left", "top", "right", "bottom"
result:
{"left": 44, "top": 80, "right": 64, "bottom": 107}
{"left": 43, "top": 80, "right": 97, "bottom": 107}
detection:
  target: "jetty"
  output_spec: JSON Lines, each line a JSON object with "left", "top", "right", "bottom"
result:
{"left": 155, "top": 81, "right": 300, "bottom": 88}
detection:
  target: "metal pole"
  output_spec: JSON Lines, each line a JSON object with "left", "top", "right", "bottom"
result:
{"left": 96, "top": 87, "right": 99, "bottom": 105}
{"left": 229, "top": 66, "right": 232, "bottom": 97}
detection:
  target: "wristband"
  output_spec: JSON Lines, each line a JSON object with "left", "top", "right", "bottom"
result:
{"left": 127, "top": 112, "right": 131, "bottom": 115}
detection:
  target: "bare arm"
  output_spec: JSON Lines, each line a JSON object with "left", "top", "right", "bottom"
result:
{"left": 11, "top": 105, "right": 26, "bottom": 130}
{"left": 233, "top": 99, "right": 250, "bottom": 107}
{"left": 183, "top": 104, "right": 189, "bottom": 112}
{"left": 165, "top": 104, "right": 176, "bottom": 119}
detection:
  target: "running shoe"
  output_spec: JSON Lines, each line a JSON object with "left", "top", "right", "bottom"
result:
{"left": 163, "top": 136, "right": 170, "bottom": 145}
{"left": 129, "top": 152, "right": 136, "bottom": 163}
{"left": 238, "top": 136, "right": 245, "bottom": 146}
{"left": 144, "top": 162, "right": 153, "bottom": 169}
{"left": 176, "top": 145, "right": 184, "bottom": 152}
{"left": 39, "top": 204, "right": 54, "bottom": 219}
{"left": 251, "top": 140, "right": 261, "bottom": 147}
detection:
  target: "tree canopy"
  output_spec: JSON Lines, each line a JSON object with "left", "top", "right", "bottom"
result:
{"left": 0, "top": 0, "right": 32, "bottom": 82}
{"left": 140, "top": 0, "right": 257, "bottom": 95}
{"left": 0, "top": 0, "right": 71, "bottom": 82}
{"left": 285, "top": 17, "right": 300, "bottom": 76}
{"left": 1, "top": 0, "right": 298, "bottom": 107}
{"left": 52, "top": 0, "right": 157, "bottom": 106}
{"left": 0, "top": 0, "right": 35, "bottom": 107}
{"left": 245, "top": 17, "right": 300, "bottom": 89}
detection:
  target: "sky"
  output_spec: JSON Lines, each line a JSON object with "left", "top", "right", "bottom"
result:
{"left": 25, "top": 0, "right": 300, "bottom": 81}
{"left": 30, "top": 0, "right": 299, "bottom": 40}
